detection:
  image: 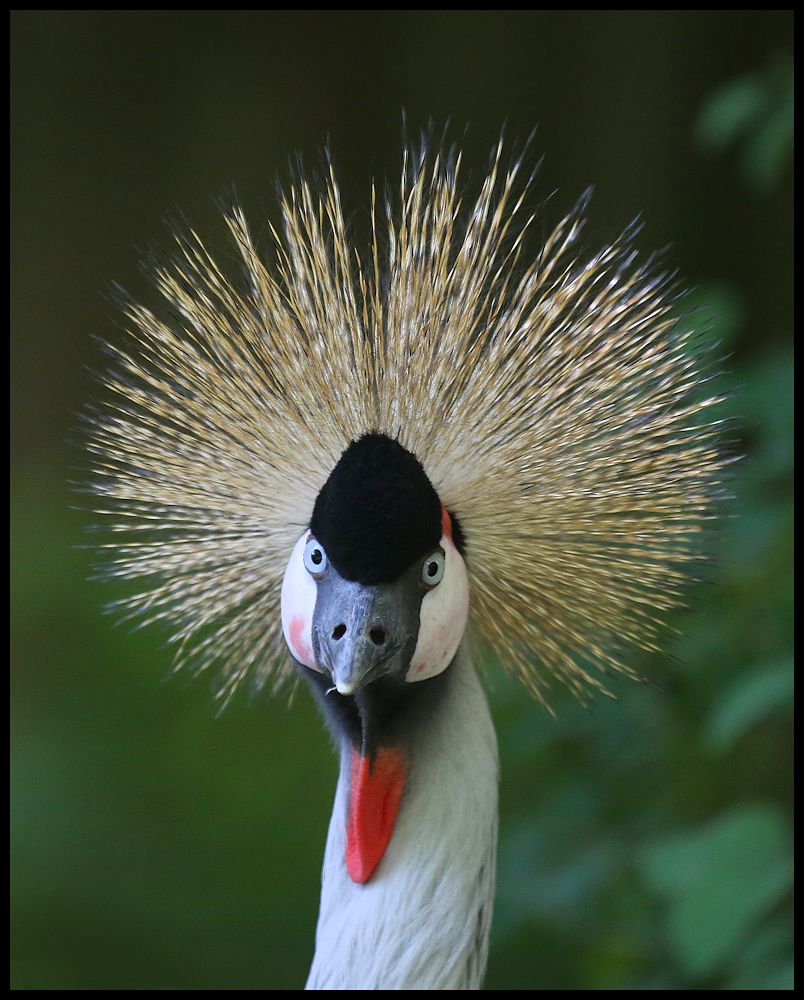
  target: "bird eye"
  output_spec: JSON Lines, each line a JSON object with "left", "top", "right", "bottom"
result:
{"left": 421, "top": 550, "right": 445, "bottom": 587}
{"left": 303, "top": 537, "right": 328, "bottom": 576}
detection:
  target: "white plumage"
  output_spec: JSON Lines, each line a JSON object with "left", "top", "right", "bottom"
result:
{"left": 308, "top": 648, "right": 497, "bottom": 990}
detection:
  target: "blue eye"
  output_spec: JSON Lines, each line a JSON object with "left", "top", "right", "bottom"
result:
{"left": 304, "top": 538, "right": 328, "bottom": 576}
{"left": 421, "top": 551, "right": 445, "bottom": 587}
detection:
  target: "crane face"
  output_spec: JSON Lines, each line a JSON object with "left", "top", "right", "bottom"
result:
{"left": 281, "top": 432, "right": 469, "bottom": 725}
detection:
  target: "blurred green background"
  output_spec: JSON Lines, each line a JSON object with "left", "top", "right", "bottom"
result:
{"left": 11, "top": 11, "right": 793, "bottom": 990}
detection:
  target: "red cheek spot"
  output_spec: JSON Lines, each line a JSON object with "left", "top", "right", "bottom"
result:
{"left": 289, "top": 615, "right": 313, "bottom": 664}
{"left": 415, "top": 663, "right": 426, "bottom": 674}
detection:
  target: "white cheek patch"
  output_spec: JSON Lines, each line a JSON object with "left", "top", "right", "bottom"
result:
{"left": 281, "top": 532, "right": 320, "bottom": 672}
{"left": 405, "top": 534, "right": 469, "bottom": 683}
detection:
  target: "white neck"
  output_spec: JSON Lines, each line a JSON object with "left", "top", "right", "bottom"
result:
{"left": 306, "top": 646, "right": 498, "bottom": 990}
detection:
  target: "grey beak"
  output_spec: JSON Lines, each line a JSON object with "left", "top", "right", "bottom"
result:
{"left": 312, "top": 570, "right": 421, "bottom": 696}
{"left": 316, "top": 580, "right": 391, "bottom": 694}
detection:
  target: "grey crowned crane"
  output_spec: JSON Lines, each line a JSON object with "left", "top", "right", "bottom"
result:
{"left": 86, "top": 136, "right": 725, "bottom": 989}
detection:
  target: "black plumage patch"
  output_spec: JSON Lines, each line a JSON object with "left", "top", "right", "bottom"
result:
{"left": 310, "top": 433, "right": 442, "bottom": 584}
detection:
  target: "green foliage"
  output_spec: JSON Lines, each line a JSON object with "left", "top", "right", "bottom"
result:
{"left": 706, "top": 660, "right": 793, "bottom": 753}
{"left": 639, "top": 806, "right": 792, "bottom": 981}
{"left": 695, "top": 53, "right": 793, "bottom": 193}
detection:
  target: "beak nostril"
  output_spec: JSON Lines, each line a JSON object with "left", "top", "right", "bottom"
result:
{"left": 332, "top": 623, "right": 347, "bottom": 641}
{"left": 369, "top": 627, "right": 386, "bottom": 646}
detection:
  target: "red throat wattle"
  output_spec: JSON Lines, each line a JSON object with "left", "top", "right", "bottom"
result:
{"left": 346, "top": 747, "right": 408, "bottom": 884}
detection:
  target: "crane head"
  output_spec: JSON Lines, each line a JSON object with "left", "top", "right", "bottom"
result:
{"left": 281, "top": 432, "right": 469, "bottom": 701}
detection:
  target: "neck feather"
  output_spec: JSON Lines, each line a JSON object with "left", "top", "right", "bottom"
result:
{"left": 306, "top": 647, "right": 498, "bottom": 990}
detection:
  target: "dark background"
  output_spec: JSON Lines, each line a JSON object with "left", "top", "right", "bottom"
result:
{"left": 11, "top": 11, "right": 793, "bottom": 990}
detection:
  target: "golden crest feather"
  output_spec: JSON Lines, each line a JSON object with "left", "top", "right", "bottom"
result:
{"left": 87, "top": 137, "right": 726, "bottom": 704}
